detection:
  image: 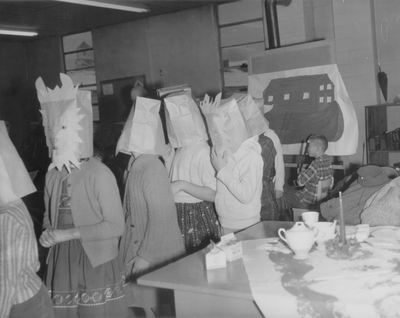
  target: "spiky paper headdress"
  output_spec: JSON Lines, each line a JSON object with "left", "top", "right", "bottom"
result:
{"left": 36, "top": 73, "right": 93, "bottom": 172}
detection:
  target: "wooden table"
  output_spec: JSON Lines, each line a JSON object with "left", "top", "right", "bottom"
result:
{"left": 138, "top": 221, "right": 293, "bottom": 318}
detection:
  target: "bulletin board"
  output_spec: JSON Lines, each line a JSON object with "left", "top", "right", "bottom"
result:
{"left": 99, "top": 75, "right": 145, "bottom": 123}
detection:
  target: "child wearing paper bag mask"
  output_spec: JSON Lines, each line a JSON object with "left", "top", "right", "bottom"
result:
{"left": 0, "top": 121, "right": 54, "bottom": 318}
{"left": 162, "top": 90, "right": 221, "bottom": 254}
{"left": 116, "top": 96, "right": 186, "bottom": 317}
{"left": 200, "top": 95, "right": 263, "bottom": 234}
{"left": 233, "top": 93, "right": 286, "bottom": 221}
{"left": 36, "top": 74, "right": 131, "bottom": 318}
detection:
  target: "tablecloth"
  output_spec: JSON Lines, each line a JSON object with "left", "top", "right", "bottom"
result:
{"left": 242, "top": 237, "right": 400, "bottom": 318}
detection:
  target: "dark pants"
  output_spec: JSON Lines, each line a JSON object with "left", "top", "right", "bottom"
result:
{"left": 277, "top": 187, "right": 314, "bottom": 221}
{"left": 9, "top": 284, "right": 54, "bottom": 318}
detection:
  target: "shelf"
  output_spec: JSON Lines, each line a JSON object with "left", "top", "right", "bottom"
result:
{"left": 369, "top": 150, "right": 400, "bottom": 153}
{"left": 366, "top": 103, "right": 400, "bottom": 166}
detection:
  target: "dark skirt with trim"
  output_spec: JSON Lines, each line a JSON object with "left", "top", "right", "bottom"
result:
{"left": 45, "top": 220, "right": 131, "bottom": 317}
{"left": 176, "top": 201, "right": 221, "bottom": 254}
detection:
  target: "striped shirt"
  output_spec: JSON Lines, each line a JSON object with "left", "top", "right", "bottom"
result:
{"left": 0, "top": 199, "right": 42, "bottom": 318}
{"left": 295, "top": 154, "right": 333, "bottom": 205}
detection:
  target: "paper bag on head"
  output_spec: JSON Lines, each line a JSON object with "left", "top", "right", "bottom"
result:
{"left": 116, "top": 96, "right": 166, "bottom": 155}
{"left": 232, "top": 93, "right": 270, "bottom": 136}
{"left": 213, "top": 98, "right": 252, "bottom": 154}
{"left": 164, "top": 90, "right": 208, "bottom": 148}
{"left": 0, "top": 121, "right": 36, "bottom": 205}
{"left": 199, "top": 93, "right": 222, "bottom": 148}
{"left": 36, "top": 73, "right": 93, "bottom": 173}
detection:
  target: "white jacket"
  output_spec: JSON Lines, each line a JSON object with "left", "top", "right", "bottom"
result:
{"left": 215, "top": 136, "right": 263, "bottom": 229}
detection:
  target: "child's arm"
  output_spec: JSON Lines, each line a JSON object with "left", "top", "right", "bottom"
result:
{"left": 295, "top": 160, "right": 318, "bottom": 187}
{"left": 171, "top": 180, "right": 216, "bottom": 202}
{"left": 217, "top": 152, "right": 263, "bottom": 204}
{"left": 162, "top": 143, "right": 175, "bottom": 174}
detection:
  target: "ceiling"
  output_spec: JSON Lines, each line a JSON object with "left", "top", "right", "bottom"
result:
{"left": 0, "top": 0, "right": 233, "bottom": 42}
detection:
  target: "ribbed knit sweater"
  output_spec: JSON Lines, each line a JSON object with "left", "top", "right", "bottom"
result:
{"left": 119, "top": 154, "right": 185, "bottom": 270}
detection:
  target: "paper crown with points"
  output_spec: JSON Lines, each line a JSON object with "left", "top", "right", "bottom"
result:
{"left": 36, "top": 74, "right": 93, "bottom": 172}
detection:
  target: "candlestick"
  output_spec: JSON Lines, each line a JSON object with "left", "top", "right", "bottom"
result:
{"left": 339, "top": 191, "right": 346, "bottom": 244}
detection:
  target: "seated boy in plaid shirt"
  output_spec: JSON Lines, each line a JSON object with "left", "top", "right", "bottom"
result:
{"left": 278, "top": 134, "right": 333, "bottom": 220}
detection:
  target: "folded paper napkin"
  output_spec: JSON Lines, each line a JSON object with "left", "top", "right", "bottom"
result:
{"left": 257, "top": 237, "right": 292, "bottom": 254}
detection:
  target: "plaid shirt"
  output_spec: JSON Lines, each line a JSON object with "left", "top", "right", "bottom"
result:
{"left": 295, "top": 154, "right": 333, "bottom": 205}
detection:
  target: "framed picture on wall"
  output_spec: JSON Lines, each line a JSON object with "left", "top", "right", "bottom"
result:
{"left": 99, "top": 75, "right": 146, "bottom": 123}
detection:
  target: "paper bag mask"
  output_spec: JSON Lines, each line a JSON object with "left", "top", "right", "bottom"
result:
{"left": 36, "top": 73, "right": 93, "bottom": 172}
{"left": 164, "top": 90, "right": 208, "bottom": 148}
{"left": 199, "top": 93, "right": 222, "bottom": 148}
{"left": 0, "top": 121, "right": 36, "bottom": 205}
{"left": 232, "top": 93, "right": 270, "bottom": 136}
{"left": 200, "top": 94, "right": 251, "bottom": 154}
{"left": 214, "top": 98, "right": 252, "bottom": 153}
{"left": 116, "top": 97, "right": 166, "bottom": 155}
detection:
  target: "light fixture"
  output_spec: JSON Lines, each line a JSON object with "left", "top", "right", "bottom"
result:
{"left": 0, "top": 29, "right": 37, "bottom": 37}
{"left": 56, "top": 0, "right": 150, "bottom": 13}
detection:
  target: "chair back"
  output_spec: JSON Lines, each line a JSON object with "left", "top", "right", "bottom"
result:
{"left": 316, "top": 177, "right": 334, "bottom": 201}
{"left": 292, "top": 177, "right": 334, "bottom": 222}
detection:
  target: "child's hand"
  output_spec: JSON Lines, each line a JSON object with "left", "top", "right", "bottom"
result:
{"left": 162, "top": 143, "right": 175, "bottom": 164}
{"left": 40, "top": 229, "right": 80, "bottom": 247}
{"left": 297, "top": 164, "right": 306, "bottom": 175}
{"left": 132, "top": 256, "right": 150, "bottom": 277}
{"left": 39, "top": 229, "right": 57, "bottom": 248}
{"left": 211, "top": 146, "right": 228, "bottom": 172}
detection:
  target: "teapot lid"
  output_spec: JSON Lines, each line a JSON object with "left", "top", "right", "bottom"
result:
{"left": 288, "top": 221, "right": 314, "bottom": 233}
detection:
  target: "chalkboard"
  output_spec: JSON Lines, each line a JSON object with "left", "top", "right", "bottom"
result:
{"left": 99, "top": 75, "right": 145, "bottom": 123}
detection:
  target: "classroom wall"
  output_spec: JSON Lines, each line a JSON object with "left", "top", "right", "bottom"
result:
{"left": 276, "top": 0, "right": 379, "bottom": 166}
{"left": 331, "top": 0, "right": 378, "bottom": 165}
{"left": 25, "top": 36, "right": 64, "bottom": 114}
{"left": 93, "top": 4, "right": 222, "bottom": 99}
{"left": 373, "top": 0, "right": 400, "bottom": 165}
{"left": 0, "top": 42, "right": 29, "bottom": 146}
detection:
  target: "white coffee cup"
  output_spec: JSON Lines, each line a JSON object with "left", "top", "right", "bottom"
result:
{"left": 301, "top": 211, "right": 319, "bottom": 223}
{"left": 306, "top": 220, "right": 337, "bottom": 250}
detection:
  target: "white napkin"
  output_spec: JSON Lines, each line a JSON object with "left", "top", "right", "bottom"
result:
{"left": 256, "top": 237, "right": 292, "bottom": 254}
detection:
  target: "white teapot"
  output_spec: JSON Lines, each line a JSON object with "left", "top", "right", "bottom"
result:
{"left": 278, "top": 222, "right": 318, "bottom": 259}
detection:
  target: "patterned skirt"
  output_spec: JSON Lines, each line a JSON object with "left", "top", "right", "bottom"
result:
{"left": 260, "top": 170, "right": 281, "bottom": 221}
{"left": 176, "top": 201, "right": 221, "bottom": 254}
{"left": 45, "top": 225, "right": 131, "bottom": 317}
